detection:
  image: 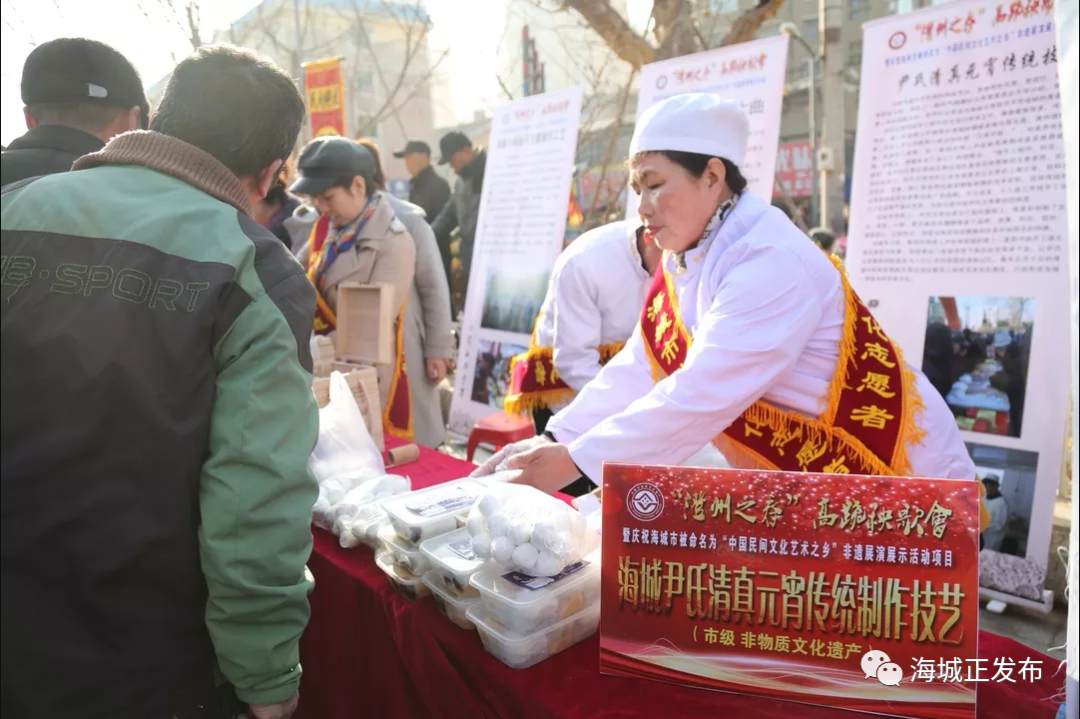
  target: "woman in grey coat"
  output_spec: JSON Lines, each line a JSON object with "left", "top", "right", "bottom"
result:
{"left": 290, "top": 141, "right": 455, "bottom": 448}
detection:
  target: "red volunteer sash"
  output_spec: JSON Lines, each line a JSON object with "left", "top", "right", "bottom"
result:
{"left": 307, "top": 216, "right": 336, "bottom": 335}
{"left": 504, "top": 337, "right": 625, "bottom": 415}
{"left": 641, "top": 255, "right": 925, "bottom": 476}
{"left": 382, "top": 305, "right": 414, "bottom": 441}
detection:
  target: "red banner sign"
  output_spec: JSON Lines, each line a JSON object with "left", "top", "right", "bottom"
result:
{"left": 304, "top": 57, "right": 346, "bottom": 138}
{"left": 774, "top": 140, "right": 815, "bottom": 198}
{"left": 601, "top": 464, "right": 980, "bottom": 719}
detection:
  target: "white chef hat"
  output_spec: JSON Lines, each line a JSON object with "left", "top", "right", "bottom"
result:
{"left": 629, "top": 93, "right": 749, "bottom": 168}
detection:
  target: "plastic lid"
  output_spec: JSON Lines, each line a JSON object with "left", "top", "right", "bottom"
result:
{"left": 376, "top": 551, "right": 423, "bottom": 585}
{"left": 420, "top": 528, "right": 484, "bottom": 575}
{"left": 382, "top": 480, "right": 484, "bottom": 530}
{"left": 469, "top": 551, "right": 600, "bottom": 608}
{"left": 467, "top": 600, "right": 600, "bottom": 643}
{"left": 423, "top": 570, "right": 481, "bottom": 610}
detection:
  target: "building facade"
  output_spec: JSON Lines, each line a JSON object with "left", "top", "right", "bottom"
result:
{"left": 223, "top": 0, "right": 437, "bottom": 184}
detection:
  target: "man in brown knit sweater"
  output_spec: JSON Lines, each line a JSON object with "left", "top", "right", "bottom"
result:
{"left": 3, "top": 44, "right": 316, "bottom": 719}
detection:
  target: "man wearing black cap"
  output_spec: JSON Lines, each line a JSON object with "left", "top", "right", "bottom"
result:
{"left": 430, "top": 130, "right": 486, "bottom": 313}
{"left": 393, "top": 139, "right": 450, "bottom": 224}
{"left": 2, "top": 38, "right": 148, "bottom": 187}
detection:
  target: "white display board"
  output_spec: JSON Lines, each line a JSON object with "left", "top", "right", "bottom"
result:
{"left": 847, "top": 1, "right": 1069, "bottom": 591}
{"left": 448, "top": 87, "right": 584, "bottom": 438}
{"left": 1054, "top": 0, "right": 1078, "bottom": 709}
{"left": 627, "top": 35, "right": 791, "bottom": 218}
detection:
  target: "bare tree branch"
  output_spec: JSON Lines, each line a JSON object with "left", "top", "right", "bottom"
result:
{"left": 718, "top": 0, "right": 786, "bottom": 46}
{"left": 185, "top": 2, "right": 203, "bottom": 48}
{"left": 360, "top": 48, "right": 451, "bottom": 136}
{"left": 343, "top": 0, "right": 437, "bottom": 138}
{"left": 558, "top": 0, "right": 656, "bottom": 69}
{"left": 154, "top": 0, "right": 203, "bottom": 50}
{"left": 496, "top": 74, "right": 516, "bottom": 101}
{"left": 584, "top": 67, "right": 636, "bottom": 226}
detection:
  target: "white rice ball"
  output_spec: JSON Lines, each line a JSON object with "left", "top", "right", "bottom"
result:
{"left": 531, "top": 522, "right": 557, "bottom": 550}
{"left": 512, "top": 543, "right": 539, "bottom": 571}
{"left": 472, "top": 533, "right": 492, "bottom": 559}
{"left": 551, "top": 530, "right": 574, "bottom": 559}
{"left": 466, "top": 514, "right": 486, "bottom": 537}
{"left": 339, "top": 531, "right": 361, "bottom": 549}
{"left": 487, "top": 512, "right": 509, "bottom": 537}
{"left": 533, "top": 551, "right": 566, "bottom": 578}
{"left": 508, "top": 521, "right": 533, "bottom": 546}
{"left": 492, "top": 536, "right": 515, "bottom": 564}
{"left": 478, "top": 494, "right": 502, "bottom": 517}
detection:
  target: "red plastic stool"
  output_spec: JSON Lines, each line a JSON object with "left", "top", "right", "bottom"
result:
{"left": 467, "top": 413, "right": 535, "bottom": 463}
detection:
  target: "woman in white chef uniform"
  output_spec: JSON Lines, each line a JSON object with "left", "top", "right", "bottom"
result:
{"left": 474, "top": 94, "right": 985, "bottom": 516}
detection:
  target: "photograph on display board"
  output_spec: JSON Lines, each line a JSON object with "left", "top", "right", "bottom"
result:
{"left": 479, "top": 268, "right": 550, "bottom": 335}
{"left": 921, "top": 296, "right": 1034, "bottom": 438}
{"left": 968, "top": 443, "right": 1045, "bottom": 602}
{"left": 969, "top": 443, "right": 1039, "bottom": 558}
{"left": 470, "top": 338, "right": 528, "bottom": 409}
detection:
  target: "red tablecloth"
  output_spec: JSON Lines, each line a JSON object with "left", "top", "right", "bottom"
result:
{"left": 297, "top": 442, "right": 1065, "bottom": 719}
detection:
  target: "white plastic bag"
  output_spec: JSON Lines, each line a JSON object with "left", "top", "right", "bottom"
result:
{"left": 309, "top": 371, "right": 386, "bottom": 486}
{"left": 330, "top": 474, "right": 412, "bottom": 527}
{"left": 466, "top": 484, "right": 589, "bottom": 577}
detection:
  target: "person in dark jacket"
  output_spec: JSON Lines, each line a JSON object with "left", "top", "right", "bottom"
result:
{"left": 255, "top": 178, "right": 303, "bottom": 249}
{"left": 430, "top": 131, "right": 486, "bottom": 314}
{"left": 922, "top": 322, "right": 956, "bottom": 402}
{"left": 2, "top": 44, "right": 316, "bottom": 719}
{"left": 2, "top": 38, "right": 148, "bottom": 187}
{"left": 393, "top": 139, "right": 450, "bottom": 222}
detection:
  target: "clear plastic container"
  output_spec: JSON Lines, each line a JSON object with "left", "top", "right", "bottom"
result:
{"left": 378, "top": 524, "right": 431, "bottom": 575}
{"left": 422, "top": 570, "right": 481, "bottom": 630}
{"left": 468, "top": 551, "right": 601, "bottom": 635}
{"left": 382, "top": 480, "right": 485, "bottom": 545}
{"left": 420, "top": 528, "right": 483, "bottom": 598}
{"left": 376, "top": 552, "right": 430, "bottom": 602}
{"left": 467, "top": 602, "right": 600, "bottom": 669}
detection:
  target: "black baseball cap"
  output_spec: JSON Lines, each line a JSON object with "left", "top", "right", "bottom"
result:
{"left": 22, "top": 38, "right": 149, "bottom": 128}
{"left": 392, "top": 140, "right": 431, "bottom": 159}
{"left": 437, "top": 131, "right": 471, "bottom": 165}
{"left": 290, "top": 137, "right": 376, "bottom": 196}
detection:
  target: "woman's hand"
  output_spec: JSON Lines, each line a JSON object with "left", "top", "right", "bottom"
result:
{"left": 507, "top": 443, "right": 582, "bottom": 495}
{"left": 469, "top": 434, "right": 552, "bottom": 477}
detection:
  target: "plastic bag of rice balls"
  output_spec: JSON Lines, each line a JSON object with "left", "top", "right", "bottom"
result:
{"left": 465, "top": 484, "right": 589, "bottom": 577}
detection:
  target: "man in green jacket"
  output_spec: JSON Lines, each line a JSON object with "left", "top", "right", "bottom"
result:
{"left": 1, "top": 44, "right": 317, "bottom": 719}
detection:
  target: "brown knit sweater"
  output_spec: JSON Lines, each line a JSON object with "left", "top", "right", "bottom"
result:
{"left": 73, "top": 130, "right": 254, "bottom": 216}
